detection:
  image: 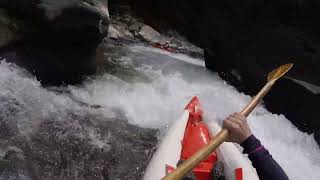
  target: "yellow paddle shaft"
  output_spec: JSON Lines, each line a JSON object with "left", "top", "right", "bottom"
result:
{"left": 162, "top": 81, "right": 275, "bottom": 180}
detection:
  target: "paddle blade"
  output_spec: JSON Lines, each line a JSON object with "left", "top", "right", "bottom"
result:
{"left": 267, "top": 63, "right": 293, "bottom": 82}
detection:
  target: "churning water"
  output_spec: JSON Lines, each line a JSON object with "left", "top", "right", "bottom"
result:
{"left": 1, "top": 43, "right": 320, "bottom": 179}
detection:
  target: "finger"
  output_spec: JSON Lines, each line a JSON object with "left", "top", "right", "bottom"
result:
{"left": 228, "top": 116, "right": 243, "bottom": 124}
{"left": 230, "top": 114, "right": 239, "bottom": 120}
{"left": 231, "top": 113, "right": 246, "bottom": 122}
{"left": 224, "top": 116, "right": 233, "bottom": 122}
{"left": 223, "top": 119, "right": 234, "bottom": 129}
{"left": 227, "top": 113, "right": 241, "bottom": 120}
{"left": 227, "top": 118, "right": 244, "bottom": 130}
{"left": 233, "top": 118, "right": 244, "bottom": 128}
{"left": 224, "top": 119, "right": 240, "bottom": 129}
{"left": 235, "top": 113, "right": 246, "bottom": 120}
{"left": 223, "top": 119, "right": 231, "bottom": 127}
{"left": 224, "top": 116, "right": 241, "bottom": 127}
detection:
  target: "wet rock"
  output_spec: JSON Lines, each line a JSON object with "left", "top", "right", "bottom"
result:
{"left": 108, "top": 25, "right": 125, "bottom": 39}
{"left": 0, "top": 9, "right": 21, "bottom": 48}
{"left": 128, "top": 22, "right": 143, "bottom": 36}
{"left": 0, "top": 107, "right": 158, "bottom": 179}
{"left": 0, "top": 13, "right": 15, "bottom": 48}
{"left": 0, "top": 0, "right": 109, "bottom": 86}
{"left": 108, "top": 24, "right": 133, "bottom": 40}
{"left": 0, "top": 160, "right": 13, "bottom": 172}
{"left": 138, "top": 25, "right": 161, "bottom": 42}
{"left": 0, "top": 159, "right": 17, "bottom": 179}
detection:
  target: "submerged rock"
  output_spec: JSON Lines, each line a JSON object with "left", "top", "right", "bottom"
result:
{"left": 0, "top": 107, "right": 158, "bottom": 180}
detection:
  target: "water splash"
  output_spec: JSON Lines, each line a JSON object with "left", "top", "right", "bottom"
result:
{"left": 69, "top": 44, "right": 320, "bottom": 180}
{"left": 1, "top": 42, "right": 320, "bottom": 179}
{"left": 0, "top": 60, "right": 157, "bottom": 180}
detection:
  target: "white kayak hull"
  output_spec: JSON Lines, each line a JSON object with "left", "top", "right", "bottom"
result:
{"left": 143, "top": 110, "right": 190, "bottom": 180}
{"left": 143, "top": 98, "right": 259, "bottom": 180}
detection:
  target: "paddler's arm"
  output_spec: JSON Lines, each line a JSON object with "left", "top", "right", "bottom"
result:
{"left": 223, "top": 113, "right": 289, "bottom": 180}
{"left": 241, "top": 135, "right": 289, "bottom": 180}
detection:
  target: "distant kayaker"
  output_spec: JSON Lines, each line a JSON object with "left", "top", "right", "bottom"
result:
{"left": 164, "top": 41, "right": 170, "bottom": 48}
{"left": 216, "top": 113, "right": 289, "bottom": 180}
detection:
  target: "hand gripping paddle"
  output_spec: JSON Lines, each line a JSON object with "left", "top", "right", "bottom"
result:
{"left": 162, "top": 63, "right": 293, "bottom": 180}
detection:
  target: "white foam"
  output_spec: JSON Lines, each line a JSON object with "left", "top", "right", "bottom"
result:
{"left": 69, "top": 45, "right": 320, "bottom": 179}
{"left": 1, "top": 42, "right": 320, "bottom": 179}
{"left": 129, "top": 45, "right": 205, "bottom": 67}
{"left": 0, "top": 61, "right": 85, "bottom": 135}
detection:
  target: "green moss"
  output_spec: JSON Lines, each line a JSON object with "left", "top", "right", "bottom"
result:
{"left": 0, "top": 9, "right": 20, "bottom": 47}
{"left": 0, "top": 9, "right": 21, "bottom": 33}
{"left": 0, "top": 160, "right": 14, "bottom": 173}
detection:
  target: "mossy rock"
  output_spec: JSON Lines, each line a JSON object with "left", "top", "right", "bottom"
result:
{"left": 0, "top": 9, "right": 21, "bottom": 48}
{"left": 0, "top": 159, "right": 14, "bottom": 173}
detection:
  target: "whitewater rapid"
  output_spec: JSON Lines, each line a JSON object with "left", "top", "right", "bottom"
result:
{"left": 1, "top": 44, "right": 320, "bottom": 179}
{"left": 69, "top": 45, "right": 320, "bottom": 180}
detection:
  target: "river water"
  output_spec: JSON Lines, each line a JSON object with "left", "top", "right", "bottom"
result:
{"left": 1, "top": 41, "right": 320, "bottom": 179}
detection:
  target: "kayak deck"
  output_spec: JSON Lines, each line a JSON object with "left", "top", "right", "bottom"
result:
{"left": 143, "top": 97, "right": 259, "bottom": 180}
{"left": 180, "top": 97, "right": 218, "bottom": 179}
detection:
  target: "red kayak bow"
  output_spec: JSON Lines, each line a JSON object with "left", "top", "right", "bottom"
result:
{"left": 181, "top": 97, "right": 218, "bottom": 180}
{"left": 166, "top": 97, "right": 243, "bottom": 180}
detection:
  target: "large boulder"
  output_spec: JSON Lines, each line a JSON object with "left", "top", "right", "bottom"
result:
{"left": 0, "top": 0, "right": 109, "bottom": 85}
{"left": 129, "top": 0, "right": 320, "bottom": 144}
{"left": 138, "top": 25, "right": 161, "bottom": 42}
{"left": 107, "top": 17, "right": 135, "bottom": 40}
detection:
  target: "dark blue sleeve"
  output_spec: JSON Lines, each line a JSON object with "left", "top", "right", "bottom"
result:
{"left": 240, "top": 135, "right": 289, "bottom": 180}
